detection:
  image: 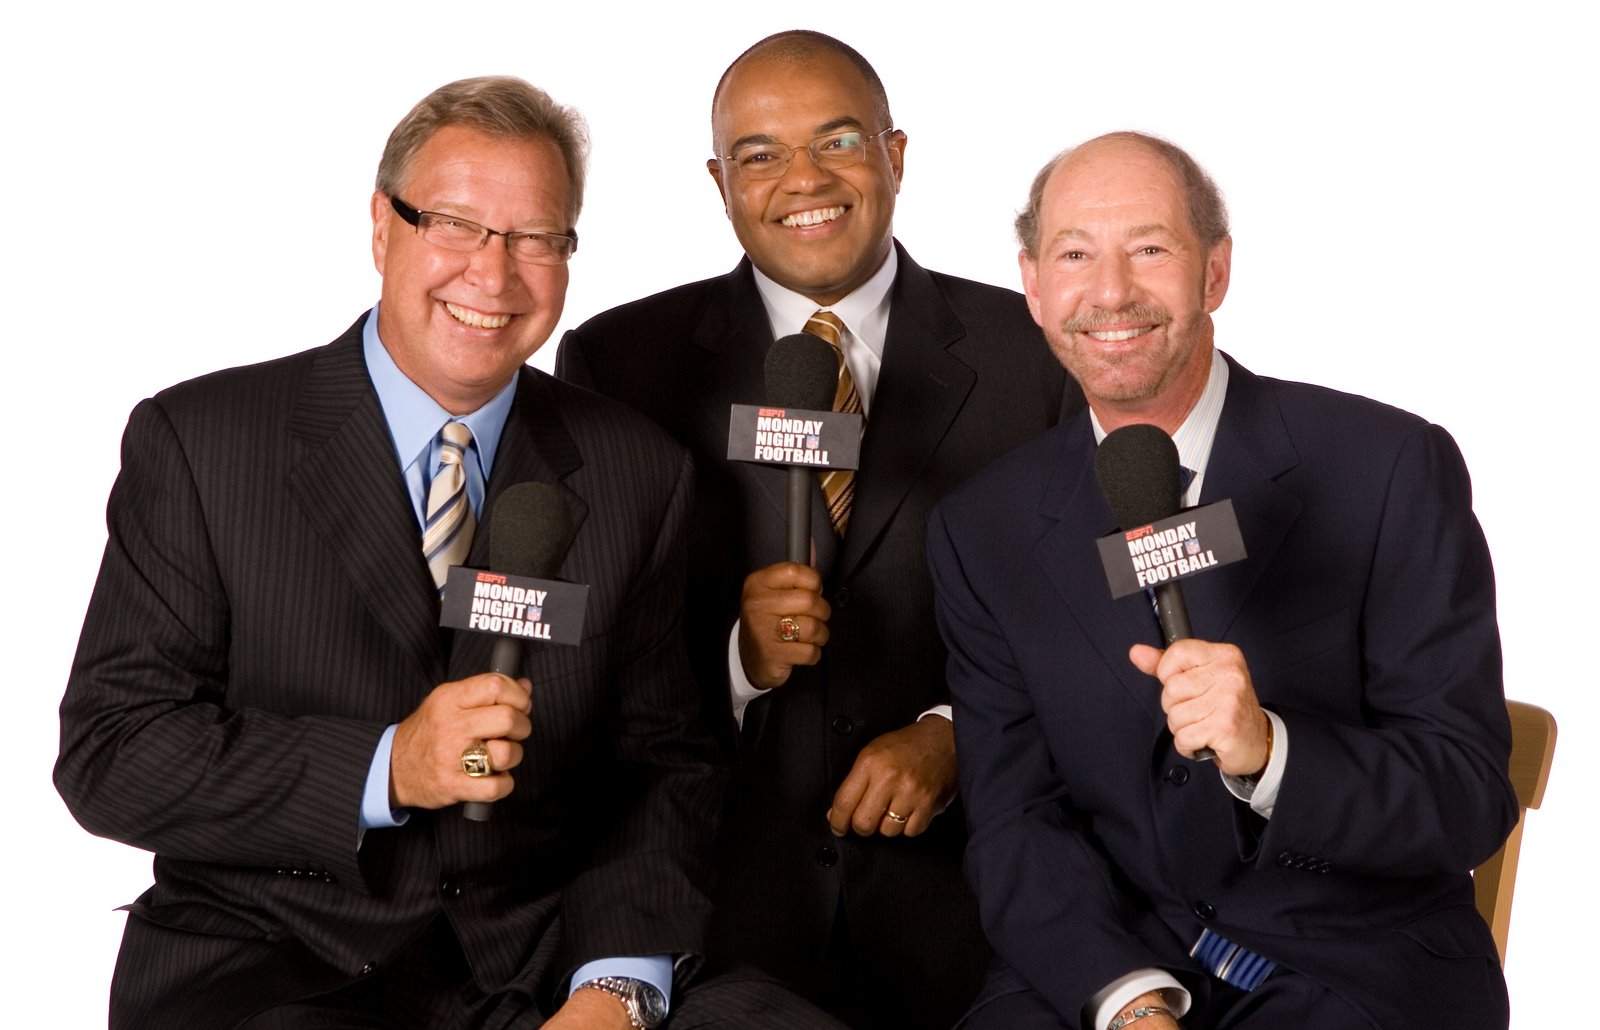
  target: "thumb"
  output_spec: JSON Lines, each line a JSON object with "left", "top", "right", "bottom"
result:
{"left": 1128, "top": 643, "right": 1165, "bottom": 677}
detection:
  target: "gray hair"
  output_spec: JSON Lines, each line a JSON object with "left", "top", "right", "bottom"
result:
{"left": 376, "top": 75, "right": 589, "bottom": 222}
{"left": 1016, "top": 131, "right": 1229, "bottom": 258}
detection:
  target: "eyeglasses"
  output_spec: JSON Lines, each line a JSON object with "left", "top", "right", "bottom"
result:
{"left": 388, "top": 196, "right": 578, "bottom": 265}
{"left": 718, "top": 127, "right": 897, "bottom": 180}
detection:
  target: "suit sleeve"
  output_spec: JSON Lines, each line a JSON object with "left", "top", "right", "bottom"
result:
{"left": 559, "top": 449, "right": 726, "bottom": 973}
{"left": 1260, "top": 422, "right": 1516, "bottom": 876}
{"left": 928, "top": 505, "right": 1183, "bottom": 1023}
{"left": 54, "top": 399, "right": 381, "bottom": 889}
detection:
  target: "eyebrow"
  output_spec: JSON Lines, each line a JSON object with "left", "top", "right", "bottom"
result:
{"left": 427, "top": 203, "right": 563, "bottom": 232}
{"left": 1046, "top": 223, "right": 1179, "bottom": 246}
{"left": 726, "top": 117, "right": 867, "bottom": 153}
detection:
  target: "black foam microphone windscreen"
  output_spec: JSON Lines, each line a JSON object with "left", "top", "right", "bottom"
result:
{"left": 1093, "top": 423, "right": 1183, "bottom": 530}
{"left": 765, "top": 332, "right": 841, "bottom": 411}
{"left": 490, "top": 482, "right": 580, "bottom": 580}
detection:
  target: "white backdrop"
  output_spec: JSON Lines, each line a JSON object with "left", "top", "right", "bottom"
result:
{"left": 5, "top": 2, "right": 1592, "bottom": 1025}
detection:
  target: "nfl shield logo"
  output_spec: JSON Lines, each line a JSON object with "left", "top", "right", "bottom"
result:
{"left": 805, "top": 434, "right": 820, "bottom": 450}
{"left": 527, "top": 605, "right": 542, "bottom": 623}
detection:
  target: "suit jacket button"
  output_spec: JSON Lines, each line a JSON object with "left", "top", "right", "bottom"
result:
{"left": 831, "top": 716, "right": 855, "bottom": 736}
{"left": 440, "top": 880, "right": 462, "bottom": 898}
{"left": 1163, "top": 766, "right": 1189, "bottom": 786}
{"left": 1276, "top": 852, "right": 1293, "bottom": 868}
{"left": 1193, "top": 901, "right": 1216, "bottom": 921}
{"left": 360, "top": 963, "right": 376, "bottom": 976}
{"left": 814, "top": 846, "right": 839, "bottom": 867}
{"left": 1317, "top": 861, "right": 1332, "bottom": 874}
{"left": 834, "top": 587, "right": 852, "bottom": 608}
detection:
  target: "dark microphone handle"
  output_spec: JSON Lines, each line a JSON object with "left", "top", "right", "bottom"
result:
{"left": 787, "top": 466, "right": 811, "bottom": 565}
{"left": 1153, "top": 582, "right": 1216, "bottom": 763}
{"left": 464, "top": 636, "right": 528, "bottom": 823}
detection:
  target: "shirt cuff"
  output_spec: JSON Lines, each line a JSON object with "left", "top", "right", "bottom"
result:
{"left": 570, "top": 955, "right": 674, "bottom": 1010}
{"left": 918, "top": 704, "right": 953, "bottom": 723}
{"left": 1088, "top": 970, "right": 1190, "bottom": 1030}
{"left": 727, "top": 621, "right": 767, "bottom": 728}
{"left": 1221, "top": 709, "right": 1287, "bottom": 818}
{"left": 359, "top": 724, "right": 409, "bottom": 831}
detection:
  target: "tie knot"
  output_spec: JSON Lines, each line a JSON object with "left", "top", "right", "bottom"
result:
{"left": 804, "top": 310, "right": 845, "bottom": 350}
{"left": 439, "top": 421, "right": 472, "bottom": 463}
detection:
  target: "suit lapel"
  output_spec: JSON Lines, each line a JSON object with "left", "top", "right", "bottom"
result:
{"left": 837, "top": 247, "right": 976, "bottom": 578}
{"left": 1181, "top": 357, "right": 1302, "bottom": 643}
{"left": 286, "top": 318, "right": 447, "bottom": 683}
{"left": 1033, "top": 417, "right": 1169, "bottom": 726}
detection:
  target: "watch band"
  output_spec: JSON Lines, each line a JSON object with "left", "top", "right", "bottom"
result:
{"left": 580, "top": 975, "right": 666, "bottom": 1030}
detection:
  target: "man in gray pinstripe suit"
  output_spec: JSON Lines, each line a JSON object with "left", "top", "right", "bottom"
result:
{"left": 55, "top": 76, "right": 844, "bottom": 1030}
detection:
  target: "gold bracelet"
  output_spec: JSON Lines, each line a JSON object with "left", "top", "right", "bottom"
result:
{"left": 1108, "top": 1005, "right": 1173, "bottom": 1030}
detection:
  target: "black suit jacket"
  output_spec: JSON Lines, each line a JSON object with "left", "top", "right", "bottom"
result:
{"left": 928, "top": 355, "right": 1515, "bottom": 1028}
{"left": 557, "top": 244, "right": 1081, "bottom": 1022}
{"left": 56, "top": 315, "right": 723, "bottom": 1027}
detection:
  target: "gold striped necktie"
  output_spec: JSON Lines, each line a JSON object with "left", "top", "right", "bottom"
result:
{"left": 804, "top": 310, "right": 862, "bottom": 535}
{"left": 422, "top": 421, "right": 476, "bottom": 594}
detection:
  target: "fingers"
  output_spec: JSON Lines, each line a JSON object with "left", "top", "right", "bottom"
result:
{"left": 737, "top": 562, "right": 833, "bottom": 690}
{"left": 389, "top": 674, "right": 536, "bottom": 810}
{"left": 1128, "top": 640, "right": 1269, "bottom": 774}
{"left": 826, "top": 720, "right": 957, "bottom": 839}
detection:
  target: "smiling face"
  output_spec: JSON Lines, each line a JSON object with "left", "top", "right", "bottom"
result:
{"left": 708, "top": 50, "right": 905, "bottom": 306}
{"left": 1020, "top": 138, "right": 1232, "bottom": 432}
{"left": 371, "top": 124, "right": 571, "bottom": 415}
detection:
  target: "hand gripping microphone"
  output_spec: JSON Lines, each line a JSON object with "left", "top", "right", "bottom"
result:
{"left": 764, "top": 333, "right": 843, "bottom": 564}
{"left": 462, "top": 482, "right": 580, "bottom": 822}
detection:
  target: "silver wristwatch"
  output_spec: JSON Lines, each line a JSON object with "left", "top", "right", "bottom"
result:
{"left": 580, "top": 975, "right": 667, "bottom": 1029}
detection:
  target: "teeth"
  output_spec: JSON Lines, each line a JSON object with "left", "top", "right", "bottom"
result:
{"left": 782, "top": 206, "right": 845, "bottom": 227}
{"left": 445, "top": 302, "right": 511, "bottom": 329}
{"left": 1087, "top": 327, "right": 1149, "bottom": 342}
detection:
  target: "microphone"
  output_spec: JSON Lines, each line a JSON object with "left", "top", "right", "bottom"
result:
{"left": 764, "top": 333, "right": 842, "bottom": 564}
{"left": 1093, "top": 424, "right": 1214, "bottom": 762}
{"left": 462, "top": 482, "right": 580, "bottom": 822}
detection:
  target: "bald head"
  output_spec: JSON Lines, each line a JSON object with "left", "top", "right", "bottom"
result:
{"left": 1016, "top": 131, "right": 1228, "bottom": 259}
{"left": 711, "top": 30, "right": 892, "bottom": 144}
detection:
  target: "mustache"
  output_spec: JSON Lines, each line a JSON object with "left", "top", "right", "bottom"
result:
{"left": 1061, "top": 305, "right": 1173, "bottom": 334}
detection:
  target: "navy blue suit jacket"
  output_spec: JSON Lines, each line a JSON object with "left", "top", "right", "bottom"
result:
{"left": 928, "top": 354, "right": 1514, "bottom": 1028}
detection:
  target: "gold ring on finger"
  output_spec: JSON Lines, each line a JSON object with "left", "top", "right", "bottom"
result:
{"left": 460, "top": 741, "right": 493, "bottom": 778}
{"left": 776, "top": 616, "right": 801, "bottom": 643}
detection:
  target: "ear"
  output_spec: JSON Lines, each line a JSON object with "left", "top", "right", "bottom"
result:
{"left": 1202, "top": 236, "right": 1232, "bottom": 313}
{"left": 885, "top": 129, "right": 907, "bottom": 194}
{"left": 1018, "top": 248, "right": 1045, "bottom": 327}
{"left": 371, "top": 191, "right": 390, "bottom": 275}
{"left": 707, "top": 159, "right": 731, "bottom": 218}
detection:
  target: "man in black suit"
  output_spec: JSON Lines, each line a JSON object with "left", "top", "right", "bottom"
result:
{"left": 558, "top": 31, "right": 1079, "bottom": 1028}
{"left": 927, "top": 132, "right": 1515, "bottom": 1029}
{"left": 56, "top": 76, "right": 843, "bottom": 1030}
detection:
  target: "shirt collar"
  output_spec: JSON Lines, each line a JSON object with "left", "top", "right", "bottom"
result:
{"left": 749, "top": 244, "right": 898, "bottom": 359}
{"left": 1090, "top": 348, "right": 1230, "bottom": 504}
{"left": 361, "top": 304, "right": 516, "bottom": 478}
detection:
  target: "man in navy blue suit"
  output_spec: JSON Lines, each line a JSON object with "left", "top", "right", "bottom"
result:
{"left": 927, "top": 132, "right": 1516, "bottom": 1030}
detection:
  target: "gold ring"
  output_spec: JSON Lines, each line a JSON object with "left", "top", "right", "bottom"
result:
{"left": 460, "top": 742, "right": 493, "bottom": 778}
{"left": 885, "top": 809, "right": 908, "bottom": 824}
{"left": 776, "top": 616, "right": 801, "bottom": 642}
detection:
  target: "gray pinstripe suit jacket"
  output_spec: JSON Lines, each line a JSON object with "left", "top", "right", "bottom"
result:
{"left": 56, "top": 313, "right": 724, "bottom": 1027}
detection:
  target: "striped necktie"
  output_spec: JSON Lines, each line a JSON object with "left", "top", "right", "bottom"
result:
{"left": 422, "top": 421, "right": 476, "bottom": 594}
{"left": 804, "top": 310, "right": 862, "bottom": 535}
